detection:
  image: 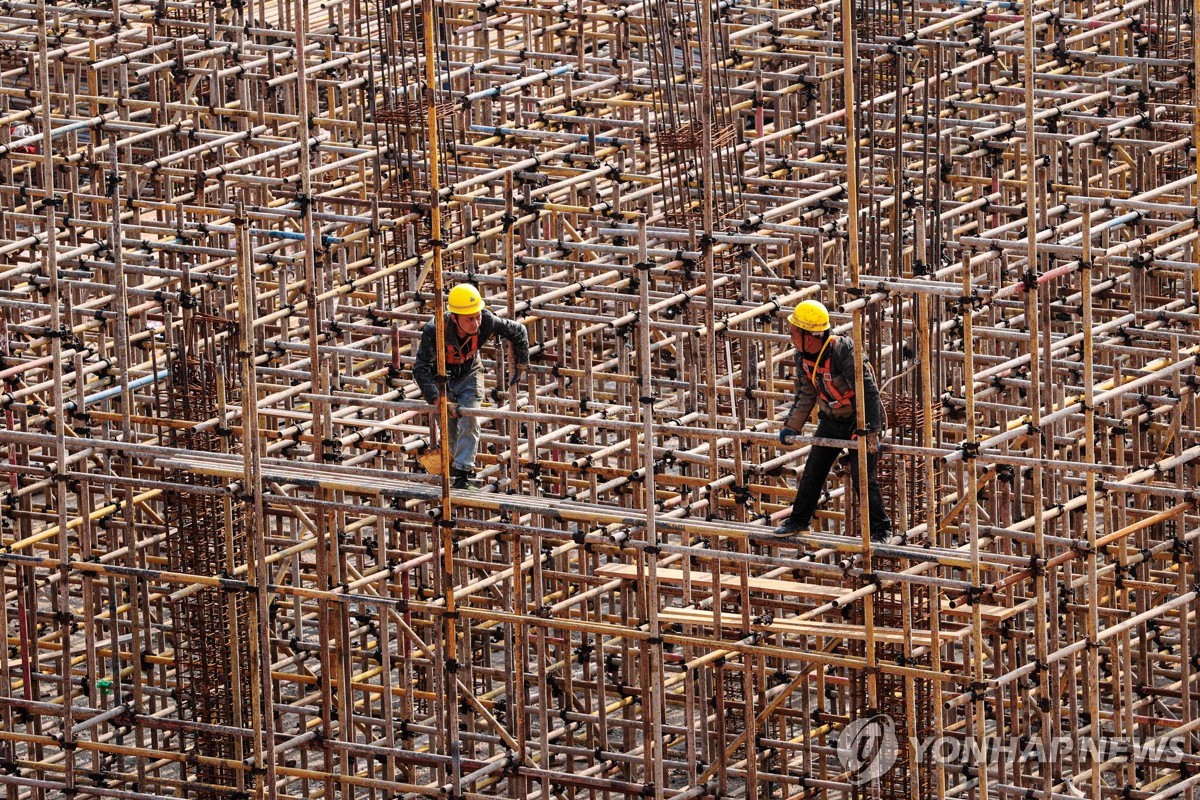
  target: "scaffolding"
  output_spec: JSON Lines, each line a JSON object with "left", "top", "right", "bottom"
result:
{"left": 0, "top": 0, "right": 1197, "bottom": 798}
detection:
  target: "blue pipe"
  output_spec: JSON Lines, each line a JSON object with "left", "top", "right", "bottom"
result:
{"left": 64, "top": 368, "right": 171, "bottom": 413}
{"left": 172, "top": 228, "right": 343, "bottom": 245}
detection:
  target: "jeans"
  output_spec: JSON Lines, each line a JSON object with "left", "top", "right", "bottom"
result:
{"left": 446, "top": 369, "right": 485, "bottom": 471}
{"left": 789, "top": 416, "right": 892, "bottom": 539}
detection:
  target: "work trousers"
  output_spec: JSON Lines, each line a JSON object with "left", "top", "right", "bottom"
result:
{"left": 446, "top": 369, "right": 485, "bottom": 471}
{"left": 789, "top": 416, "right": 892, "bottom": 540}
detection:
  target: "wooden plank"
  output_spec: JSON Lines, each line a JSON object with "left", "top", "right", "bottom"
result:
{"left": 939, "top": 598, "right": 1024, "bottom": 623}
{"left": 599, "top": 565, "right": 1019, "bottom": 623}
{"left": 658, "top": 608, "right": 970, "bottom": 647}
{"left": 595, "top": 563, "right": 848, "bottom": 600}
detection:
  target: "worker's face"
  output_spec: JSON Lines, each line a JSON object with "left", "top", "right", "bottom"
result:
{"left": 454, "top": 312, "right": 482, "bottom": 335}
{"left": 790, "top": 325, "right": 825, "bottom": 354}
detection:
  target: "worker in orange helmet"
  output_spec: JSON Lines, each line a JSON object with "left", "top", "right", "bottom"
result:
{"left": 413, "top": 283, "right": 529, "bottom": 489}
{"left": 771, "top": 299, "right": 892, "bottom": 540}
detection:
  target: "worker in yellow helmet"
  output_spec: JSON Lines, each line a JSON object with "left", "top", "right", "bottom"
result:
{"left": 413, "top": 283, "right": 530, "bottom": 488}
{"left": 771, "top": 299, "right": 892, "bottom": 540}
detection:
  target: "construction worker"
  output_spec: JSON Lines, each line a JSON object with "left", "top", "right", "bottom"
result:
{"left": 413, "top": 283, "right": 529, "bottom": 488}
{"left": 771, "top": 299, "right": 892, "bottom": 540}
{"left": 8, "top": 121, "right": 36, "bottom": 154}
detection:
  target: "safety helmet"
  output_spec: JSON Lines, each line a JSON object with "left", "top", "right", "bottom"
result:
{"left": 447, "top": 284, "right": 485, "bottom": 315}
{"left": 788, "top": 299, "right": 831, "bottom": 332}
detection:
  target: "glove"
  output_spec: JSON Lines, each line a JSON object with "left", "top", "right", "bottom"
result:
{"left": 779, "top": 427, "right": 798, "bottom": 446}
{"left": 507, "top": 365, "right": 527, "bottom": 389}
{"left": 853, "top": 431, "right": 880, "bottom": 455}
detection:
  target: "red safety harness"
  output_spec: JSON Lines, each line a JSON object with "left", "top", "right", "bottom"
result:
{"left": 803, "top": 336, "right": 855, "bottom": 410}
{"left": 446, "top": 333, "right": 479, "bottom": 366}
{"left": 445, "top": 326, "right": 480, "bottom": 366}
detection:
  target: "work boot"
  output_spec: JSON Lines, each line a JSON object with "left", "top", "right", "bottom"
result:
{"left": 450, "top": 467, "right": 479, "bottom": 490}
{"left": 768, "top": 517, "right": 811, "bottom": 538}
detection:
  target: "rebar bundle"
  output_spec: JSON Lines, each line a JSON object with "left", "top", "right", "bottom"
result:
{"left": 164, "top": 316, "right": 253, "bottom": 798}
{"left": 0, "top": 0, "right": 1197, "bottom": 799}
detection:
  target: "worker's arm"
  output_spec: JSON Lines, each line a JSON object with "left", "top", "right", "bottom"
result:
{"left": 835, "top": 339, "right": 885, "bottom": 431}
{"left": 412, "top": 322, "right": 440, "bottom": 403}
{"left": 489, "top": 314, "right": 530, "bottom": 365}
{"left": 784, "top": 353, "right": 817, "bottom": 430}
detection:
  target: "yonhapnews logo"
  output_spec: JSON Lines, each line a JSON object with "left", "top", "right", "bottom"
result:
{"left": 836, "top": 713, "right": 1185, "bottom": 785}
{"left": 837, "top": 714, "right": 898, "bottom": 784}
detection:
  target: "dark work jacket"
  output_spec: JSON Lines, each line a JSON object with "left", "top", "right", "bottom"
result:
{"left": 785, "top": 334, "right": 885, "bottom": 432}
{"left": 413, "top": 309, "right": 530, "bottom": 402}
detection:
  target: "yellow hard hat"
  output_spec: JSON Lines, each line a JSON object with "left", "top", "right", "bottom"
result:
{"left": 447, "top": 284, "right": 485, "bottom": 315}
{"left": 788, "top": 299, "right": 830, "bottom": 332}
